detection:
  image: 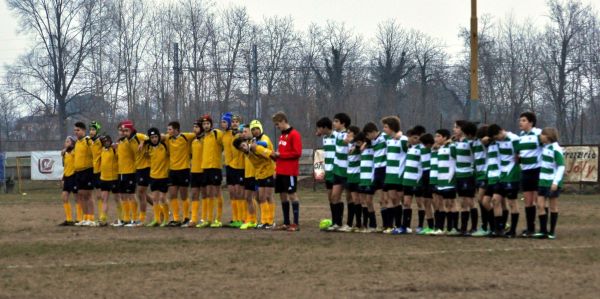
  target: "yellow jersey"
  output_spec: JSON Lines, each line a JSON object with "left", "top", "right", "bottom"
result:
{"left": 201, "top": 129, "right": 224, "bottom": 170}
{"left": 244, "top": 153, "right": 255, "bottom": 178}
{"left": 128, "top": 133, "right": 150, "bottom": 170}
{"left": 100, "top": 146, "right": 118, "bottom": 181}
{"left": 190, "top": 135, "right": 204, "bottom": 173}
{"left": 147, "top": 141, "right": 169, "bottom": 179}
{"left": 117, "top": 137, "right": 136, "bottom": 174}
{"left": 248, "top": 134, "right": 275, "bottom": 180}
{"left": 229, "top": 131, "right": 245, "bottom": 170}
{"left": 63, "top": 150, "right": 76, "bottom": 177}
{"left": 166, "top": 132, "right": 195, "bottom": 170}
{"left": 74, "top": 136, "right": 93, "bottom": 171}
{"left": 222, "top": 130, "right": 234, "bottom": 166}
{"left": 91, "top": 137, "right": 102, "bottom": 174}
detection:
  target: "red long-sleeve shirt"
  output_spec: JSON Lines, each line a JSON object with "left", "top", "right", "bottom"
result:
{"left": 275, "top": 127, "right": 302, "bottom": 176}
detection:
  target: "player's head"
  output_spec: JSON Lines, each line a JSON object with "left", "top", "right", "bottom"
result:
{"left": 519, "top": 111, "right": 536, "bottom": 131}
{"left": 232, "top": 114, "right": 242, "bottom": 130}
{"left": 362, "top": 122, "right": 379, "bottom": 140}
{"left": 333, "top": 113, "right": 351, "bottom": 131}
{"left": 200, "top": 114, "right": 212, "bottom": 131}
{"left": 347, "top": 125, "right": 360, "bottom": 141}
{"left": 100, "top": 135, "right": 112, "bottom": 147}
{"left": 541, "top": 127, "right": 559, "bottom": 144}
{"left": 352, "top": 131, "right": 367, "bottom": 147}
{"left": 487, "top": 124, "right": 505, "bottom": 141}
{"left": 420, "top": 133, "right": 434, "bottom": 147}
{"left": 241, "top": 124, "right": 252, "bottom": 139}
{"left": 221, "top": 112, "right": 232, "bottom": 130}
{"left": 89, "top": 121, "right": 101, "bottom": 137}
{"left": 249, "top": 120, "right": 263, "bottom": 137}
{"left": 434, "top": 129, "right": 451, "bottom": 145}
{"left": 316, "top": 117, "right": 332, "bottom": 136}
{"left": 407, "top": 128, "right": 421, "bottom": 145}
{"left": 64, "top": 135, "right": 76, "bottom": 149}
{"left": 233, "top": 137, "right": 249, "bottom": 153}
{"left": 147, "top": 127, "right": 160, "bottom": 145}
{"left": 122, "top": 121, "right": 135, "bottom": 138}
{"left": 381, "top": 116, "right": 401, "bottom": 135}
{"left": 167, "top": 121, "right": 180, "bottom": 136}
{"left": 272, "top": 111, "right": 289, "bottom": 131}
{"left": 73, "top": 121, "right": 86, "bottom": 138}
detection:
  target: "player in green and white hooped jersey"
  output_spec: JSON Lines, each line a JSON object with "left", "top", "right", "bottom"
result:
{"left": 488, "top": 124, "right": 521, "bottom": 238}
{"left": 355, "top": 132, "right": 377, "bottom": 232}
{"left": 316, "top": 117, "right": 336, "bottom": 227}
{"left": 518, "top": 112, "right": 543, "bottom": 237}
{"left": 452, "top": 120, "right": 478, "bottom": 235}
{"left": 381, "top": 116, "right": 408, "bottom": 231}
{"left": 428, "top": 145, "right": 445, "bottom": 235}
{"left": 534, "top": 128, "right": 564, "bottom": 239}
{"left": 364, "top": 122, "right": 392, "bottom": 233}
{"left": 418, "top": 133, "right": 435, "bottom": 234}
{"left": 471, "top": 125, "right": 493, "bottom": 237}
{"left": 434, "top": 129, "right": 459, "bottom": 235}
{"left": 344, "top": 126, "right": 363, "bottom": 231}
{"left": 329, "top": 113, "right": 352, "bottom": 231}
{"left": 397, "top": 129, "right": 423, "bottom": 234}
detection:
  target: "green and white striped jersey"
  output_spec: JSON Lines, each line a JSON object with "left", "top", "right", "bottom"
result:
{"left": 359, "top": 145, "right": 375, "bottom": 187}
{"left": 402, "top": 143, "right": 423, "bottom": 187}
{"left": 486, "top": 142, "right": 501, "bottom": 185}
{"left": 430, "top": 149, "right": 439, "bottom": 186}
{"left": 436, "top": 143, "right": 457, "bottom": 190}
{"left": 384, "top": 135, "right": 409, "bottom": 185}
{"left": 455, "top": 138, "right": 474, "bottom": 178}
{"left": 322, "top": 134, "right": 336, "bottom": 182}
{"left": 518, "top": 127, "right": 542, "bottom": 170}
{"left": 539, "top": 142, "right": 565, "bottom": 188}
{"left": 333, "top": 130, "right": 349, "bottom": 177}
{"left": 347, "top": 144, "right": 361, "bottom": 184}
{"left": 472, "top": 139, "right": 487, "bottom": 181}
{"left": 372, "top": 132, "right": 387, "bottom": 169}
{"left": 421, "top": 146, "right": 431, "bottom": 171}
{"left": 497, "top": 132, "right": 521, "bottom": 183}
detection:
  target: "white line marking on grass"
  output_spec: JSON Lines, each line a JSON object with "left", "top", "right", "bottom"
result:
{"left": 403, "top": 245, "right": 597, "bottom": 256}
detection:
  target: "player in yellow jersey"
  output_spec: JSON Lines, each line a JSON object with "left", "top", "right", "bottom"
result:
{"left": 98, "top": 135, "right": 119, "bottom": 226}
{"left": 234, "top": 125, "right": 259, "bottom": 230}
{"left": 88, "top": 121, "right": 104, "bottom": 223}
{"left": 189, "top": 119, "right": 207, "bottom": 228}
{"left": 73, "top": 122, "right": 97, "bottom": 226}
{"left": 225, "top": 114, "right": 247, "bottom": 228}
{"left": 59, "top": 136, "right": 77, "bottom": 226}
{"left": 112, "top": 120, "right": 137, "bottom": 227}
{"left": 249, "top": 120, "right": 277, "bottom": 229}
{"left": 165, "top": 121, "right": 195, "bottom": 227}
{"left": 196, "top": 114, "right": 225, "bottom": 228}
{"left": 124, "top": 124, "right": 151, "bottom": 226}
{"left": 144, "top": 128, "right": 171, "bottom": 227}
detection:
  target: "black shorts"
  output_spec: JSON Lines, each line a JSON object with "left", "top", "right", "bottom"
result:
{"left": 438, "top": 188, "right": 457, "bottom": 199}
{"left": 226, "top": 166, "right": 245, "bottom": 186}
{"left": 498, "top": 181, "right": 519, "bottom": 200}
{"left": 99, "top": 180, "right": 118, "bottom": 193}
{"left": 325, "top": 180, "right": 333, "bottom": 190}
{"left": 93, "top": 173, "right": 101, "bottom": 189}
{"left": 382, "top": 183, "right": 402, "bottom": 192}
{"left": 476, "top": 179, "right": 487, "bottom": 190}
{"left": 333, "top": 174, "right": 347, "bottom": 186}
{"left": 150, "top": 178, "right": 170, "bottom": 193}
{"left": 538, "top": 186, "right": 561, "bottom": 198}
{"left": 403, "top": 185, "right": 423, "bottom": 197}
{"left": 456, "top": 176, "right": 476, "bottom": 198}
{"left": 275, "top": 175, "right": 298, "bottom": 194}
{"left": 521, "top": 168, "right": 541, "bottom": 192}
{"left": 75, "top": 168, "right": 94, "bottom": 190}
{"left": 119, "top": 173, "right": 137, "bottom": 194}
{"left": 373, "top": 167, "right": 386, "bottom": 190}
{"left": 347, "top": 182, "right": 360, "bottom": 193}
{"left": 62, "top": 175, "right": 78, "bottom": 193}
{"left": 190, "top": 172, "right": 206, "bottom": 188}
{"left": 169, "top": 169, "right": 190, "bottom": 187}
{"left": 258, "top": 176, "right": 275, "bottom": 188}
{"left": 485, "top": 183, "right": 498, "bottom": 197}
{"left": 136, "top": 168, "right": 150, "bottom": 187}
{"left": 358, "top": 185, "right": 375, "bottom": 195}
{"left": 204, "top": 168, "right": 223, "bottom": 186}
{"left": 244, "top": 177, "right": 258, "bottom": 191}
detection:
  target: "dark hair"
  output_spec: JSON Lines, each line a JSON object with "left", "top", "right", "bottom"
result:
{"left": 272, "top": 111, "right": 288, "bottom": 123}
{"left": 362, "top": 122, "right": 378, "bottom": 134}
{"left": 381, "top": 116, "right": 401, "bottom": 132}
{"left": 487, "top": 124, "right": 502, "bottom": 138}
{"left": 316, "top": 117, "right": 332, "bottom": 130}
{"left": 435, "top": 129, "right": 451, "bottom": 139}
{"left": 353, "top": 131, "right": 367, "bottom": 143}
{"left": 168, "top": 121, "right": 181, "bottom": 131}
{"left": 412, "top": 125, "right": 426, "bottom": 136}
{"left": 101, "top": 135, "right": 112, "bottom": 144}
{"left": 407, "top": 129, "right": 419, "bottom": 136}
{"left": 233, "top": 137, "right": 245, "bottom": 150}
{"left": 520, "top": 111, "right": 537, "bottom": 126}
{"left": 463, "top": 122, "right": 477, "bottom": 138}
{"left": 74, "top": 121, "right": 86, "bottom": 130}
{"left": 348, "top": 125, "right": 360, "bottom": 136}
{"left": 476, "top": 125, "right": 489, "bottom": 139}
{"left": 420, "top": 133, "right": 434, "bottom": 146}
{"left": 334, "top": 113, "right": 351, "bottom": 127}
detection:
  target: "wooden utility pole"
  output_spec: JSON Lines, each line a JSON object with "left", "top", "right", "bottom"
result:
{"left": 469, "top": 0, "right": 480, "bottom": 122}
{"left": 173, "top": 43, "right": 181, "bottom": 120}
{"left": 252, "top": 44, "right": 260, "bottom": 119}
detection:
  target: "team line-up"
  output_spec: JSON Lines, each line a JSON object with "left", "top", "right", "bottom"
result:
{"left": 59, "top": 111, "right": 564, "bottom": 238}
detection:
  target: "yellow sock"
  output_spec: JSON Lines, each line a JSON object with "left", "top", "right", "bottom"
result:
{"left": 216, "top": 196, "right": 223, "bottom": 222}
{"left": 116, "top": 202, "right": 123, "bottom": 220}
{"left": 239, "top": 200, "right": 247, "bottom": 222}
{"left": 161, "top": 203, "right": 169, "bottom": 223}
{"left": 269, "top": 202, "right": 275, "bottom": 224}
{"left": 170, "top": 199, "right": 180, "bottom": 221}
{"left": 201, "top": 199, "right": 208, "bottom": 221}
{"left": 132, "top": 201, "right": 139, "bottom": 221}
{"left": 153, "top": 205, "right": 161, "bottom": 222}
{"left": 89, "top": 214, "right": 95, "bottom": 221}
{"left": 231, "top": 200, "right": 238, "bottom": 222}
{"left": 259, "top": 202, "right": 267, "bottom": 224}
{"left": 76, "top": 202, "right": 83, "bottom": 222}
{"left": 207, "top": 198, "right": 215, "bottom": 223}
{"left": 139, "top": 211, "right": 146, "bottom": 222}
{"left": 97, "top": 200, "right": 103, "bottom": 218}
{"left": 123, "top": 201, "right": 131, "bottom": 222}
{"left": 183, "top": 198, "right": 190, "bottom": 220}
{"left": 191, "top": 201, "right": 200, "bottom": 223}
{"left": 63, "top": 203, "right": 73, "bottom": 222}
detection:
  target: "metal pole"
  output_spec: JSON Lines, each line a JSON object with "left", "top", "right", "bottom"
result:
{"left": 469, "top": 0, "right": 480, "bottom": 122}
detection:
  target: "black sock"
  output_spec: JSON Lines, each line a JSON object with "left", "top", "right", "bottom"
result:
{"left": 494, "top": 216, "right": 504, "bottom": 232}
{"left": 354, "top": 204, "right": 362, "bottom": 228}
{"left": 453, "top": 212, "right": 460, "bottom": 230}
{"left": 550, "top": 212, "right": 558, "bottom": 235}
{"left": 470, "top": 208, "right": 478, "bottom": 231}
{"left": 403, "top": 208, "right": 412, "bottom": 229}
{"left": 418, "top": 210, "right": 425, "bottom": 228}
{"left": 362, "top": 207, "right": 369, "bottom": 228}
{"left": 439, "top": 211, "right": 446, "bottom": 230}
{"left": 487, "top": 210, "right": 495, "bottom": 231}
{"left": 335, "top": 203, "right": 344, "bottom": 226}
{"left": 460, "top": 211, "right": 469, "bottom": 232}
{"left": 446, "top": 211, "right": 453, "bottom": 231}
{"left": 502, "top": 210, "right": 509, "bottom": 226}
{"left": 427, "top": 218, "right": 434, "bottom": 229}
{"left": 510, "top": 213, "right": 519, "bottom": 234}
{"left": 282, "top": 201, "right": 291, "bottom": 225}
{"left": 329, "top": 203, "right": 334, "bottom": 220}
{"left": 394, "top": 206, "right": 403, "bottom": 228}
{"left": 292, "top": 201, "right": 299, "bottom": 225}
{"left": 480, "top": 205, "right": 489, "bottom": 231}
{"left": 380, "top": 208, "right": 388, "bottom": 228}
{"left": 434, "top": 211, "right": 440, "bottom": 229}
{"left": 526, "top": 206, "right": 536, "bottom": 232}
{"left": 539, "top": 213, "right": 548, "bottom": 233}
{"left": 347, "top": 203, "right": 355, "bottom": 227}
{"left": 369, "top": 211, "right": 377, "bottom": 228}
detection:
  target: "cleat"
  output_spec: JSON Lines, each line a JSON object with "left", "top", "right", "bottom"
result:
{"left": 159, "top": 221, "right": 169, "bottom": 227}
{"left": 417, "top": 227, "right": 433, "bottom": 235}
{"left": 146, "top": 220, "right": 160, "bottom": 227}
{"left": 167, "top": 221, "right": 181, "bottom": 227}
{"left": 87, "top": 221, "right": 99, "bottom": 227}
{"left": 375, "top": 227, "right": 385, "bottom": 233}
{"left": 350, "top": 226, "right": 360, "bottom": 232}
{"left": 447, "top": 229, "right": 461, "bottom": 236}
{"left": 58, "top": 220, "right": 75, "bottom": 226}
{"left": 110, "top": 220, "right": 125, "bottom": 227}
{"left": 504, "top": 232, "right": 516, "bottom": 239}
{"left": 430, "top": 229, "right": 444, "bottom": 236}
{"left": 504, "top": 223, "right": 511, "bottom": 232}
{"left": 415, "top": 227, "right": 424, "bottom": 234}
{"left": 98, "top": 221, "right": 108, "bottom": 227}
{"left": 392, "top": 227, "right": 407, "bottom": 235}
{"left": 210, "top": 220, "right": 223, "bottom": 228}
{"left": 405, "top": 227, "right": 413, "bottom": 234}
{"left": 240, "top": 222, "right": 257, "bottom": 230}
{"left": 326, "top": 224, "right": 341, "bottom": 232}
{"left": 471, "top": 229, "right": 490, "bottom": 237}
{"left": 125, "top": 221, "right": 141, "bottom": 227}
{"left": 181, "top": 218, "right": 190, "bottom": 226}
{"left": 196, "top": 221, "right": 211, "bottom": 228}
{"left": 533, "top": 232, "right": 548, "bottom": 239}
{"left": 74, "top": 221, "right": 87, "bottom": 227}
{"left": 229, "top": 221, "right": 243, "bottom": 228}
{"left": 382, "top": 228, "right": 394, "bottom": 234}
{"left": 338, "top": 225, "right": 353, "bottom": 232}
{"left": 275, "top": 224, "right": 290, "bottom": 231}
{"left": 366, "top": 227, "right": 377, "bottom": 233}
{"left": 287, "top": 224, "right": 300, "bottom": 232}
{"left": 520, "top": 230, "right": 533, "bottom": 238}
{"left": 263, "top": 223, "right": 274, "bottom": 230}
{"left": 548, "top": 233, "right": 556, "bottom": 240}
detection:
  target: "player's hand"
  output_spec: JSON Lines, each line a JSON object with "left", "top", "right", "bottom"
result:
{"left": 394, "top": 131, "right": 403, "bottom": 140}
{"left": 138, "top": 143, "right": 144, "bottom": 151}
{"left": 360, "top": 143, "right": 366, "bottom": 151}
{"left": 551, "top": 184, "right": 558, "bottom": 192}
{"left": 272, "top": 152, "right": 280, "bottom": 159}
{"left": 250, "top": 143, "right": 257, "bottom": 151}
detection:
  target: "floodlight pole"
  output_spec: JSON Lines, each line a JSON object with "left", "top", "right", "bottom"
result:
{"left": 469, "top": 0, "right": 480, "bottom": 122}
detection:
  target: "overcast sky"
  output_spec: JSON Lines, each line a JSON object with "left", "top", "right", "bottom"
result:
{"left": 0, "top": 0, "right": 591, "bottom": 70}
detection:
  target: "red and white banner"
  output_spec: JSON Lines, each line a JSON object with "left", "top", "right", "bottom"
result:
{"left": 31, "top": 151, "right": 64, "bottom": 180}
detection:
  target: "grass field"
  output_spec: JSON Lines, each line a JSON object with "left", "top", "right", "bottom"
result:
{"left": 1, "top": 181, "right": 599, "bottom": 298}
